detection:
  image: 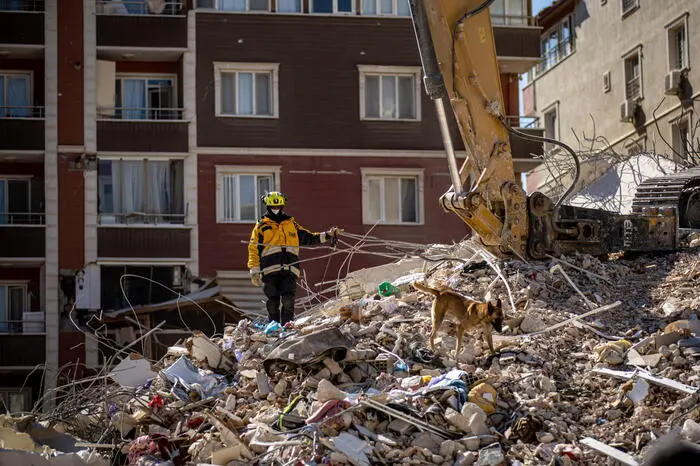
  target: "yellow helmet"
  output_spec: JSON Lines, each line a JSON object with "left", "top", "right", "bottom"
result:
{"left": 263, "top": 191, "right": 286, "bottom": 207}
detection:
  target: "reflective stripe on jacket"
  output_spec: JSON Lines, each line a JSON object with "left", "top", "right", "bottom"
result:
{"left": 247, "top": 214, "right": 327, "bottom": 276}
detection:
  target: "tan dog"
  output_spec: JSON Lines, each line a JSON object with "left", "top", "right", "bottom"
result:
{"left": 413, "top": 282, "right": 504, "bottom": 355}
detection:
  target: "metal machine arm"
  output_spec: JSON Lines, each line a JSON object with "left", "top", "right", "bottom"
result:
{"left": 408, "top": 0, "right": 678, "bottom": 259}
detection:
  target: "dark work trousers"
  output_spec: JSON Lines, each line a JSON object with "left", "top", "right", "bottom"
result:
{"left": 262, "top": 271, "right": 297, "bottom": 325}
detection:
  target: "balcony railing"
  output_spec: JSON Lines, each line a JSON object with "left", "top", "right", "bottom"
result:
{"left": 504, "top": 115, "right": 540, "bottom": 129}
{"left": 490, "top": 14, "right": 536, "bottom": 26}
{"left": 0, "top": 106, "right": 45, "bottom": 119}
{"left": 96, "top": 0, "right": 183, "bottom": 15}
{"left": 536, "top": 40, "right": 575, "bottom": 74}
{"left": 99, "top": 212, "right": 186, "bottom": 225}
{"left": 0, "top": 318, "right": 45, "bottom": 334}
{"left": 0, "top": 0, "right": 44, "bottom": 12}
{"left": 97, "top": 106, "right": 184, "bottom": 121}
{"left": 0, "top": 212, "right": 45, "bottom": 225}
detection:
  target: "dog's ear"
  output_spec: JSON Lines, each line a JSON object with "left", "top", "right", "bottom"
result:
{"left": 496, "top": 298, "right": 502, "bottom": 308}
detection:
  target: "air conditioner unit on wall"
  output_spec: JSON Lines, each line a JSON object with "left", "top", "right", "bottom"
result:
{"left": 620, "top": 99, "right": 637, "bottom": 122}
{"left": 665, "top": 69, "right": 683, "bottom": 95}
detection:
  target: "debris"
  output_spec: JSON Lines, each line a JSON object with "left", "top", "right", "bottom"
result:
{"left": 2, "top": 238, "right": 699, "bottom": 465}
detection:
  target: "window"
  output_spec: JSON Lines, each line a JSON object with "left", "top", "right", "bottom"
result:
{"left": 98, "top": 0, "right": 182, "bottom": 15}
{"left": 543, "top": 104, "right": 558, "bottom": 151}
{"left": 623, "top": 48, "right": 642, "bottom": 100}
{"left": 361, "top": 0, "right": 410, "bottom": 16}
{"left": 215, "top": 62, "right": 279, "bottom": 118}
{"left": 667, "top": 16, "right": 689, "bottom": 72}
{"left": 100, "top": 265, "right": 179, "bottom": 311}
{"left": 621, "top": 0, "right": 638, "bottom": 17}
{"left": 277, "top": 0, "right": 301, "bottom": 12}
{"left": 359, "top": 65, "right": 421, "bottom": 121}
{"left": 0, "top": 178, "right": 43, "bottom": 225}
{"left": 216, "top": 166, "right": 280, "bottom": 223}
{"left": 490, "top": 0, "right": 526, "bottom": 25}
{"left": 0, "top": 284, "right": 27, "bottom": 333}
{"left": 362, "top": 168, "right": 423, "bottom": 225}
{"left": 672, "top": 117, "right": 692, "bottom": 160}
{"left": 113, "top": 76, "right": 177, "bottom": 120}
{"left": 310, "top": 0, "right": 353, "bottom": 14}
{"left": 0, "top": 72, "right": 31, "bottom": 118}
{"left": 196, "top": 0, "right": 269, "bottom": 11}
{"left": 97, "top": 159, "right": 185, "bottom": 225}
{"left": 0, "top": 387, "right": 31, "bottom": 414}
{"left": 538, "top": 15, "right": 574, "bottom": 72}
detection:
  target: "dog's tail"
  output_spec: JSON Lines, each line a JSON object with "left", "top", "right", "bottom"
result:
{"left": 412, "top": 281, "right": 441, "bottom": 296}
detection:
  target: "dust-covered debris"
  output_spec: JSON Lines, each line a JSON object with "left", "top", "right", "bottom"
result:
{"left": 1, "top": 239, "right": 700, "bottom": 465}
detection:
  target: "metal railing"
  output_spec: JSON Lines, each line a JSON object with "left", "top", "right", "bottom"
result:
{"left": 97, "top": 106, "right": 184, "bottom": 121}
{"left": 0, "top": 319, "right": 45, "bottom": 334}
{"left": 504, "top": 115, "right": 541, "bottom": 129}
{"left": 98, "top": 212, "right": 186, "bottom": 225}
{"left": 96, "top": 0, "right": 183, "bottom": 15}
{"left": 536, "top": 40, "right": 575, "bottom": 73}
{"left": 0, "top": 212, "right": 45, "bottom": 225}
{"left": 490, "top": 14, "right": 536, "bottom": 26}
{"left": 0, "top": 0, "right": 44, "bottom": 12}
{"left": 626, "top": 77, "right": 641, "bottom": 100}
{"left": 0, "top": 106, "right": 45, "bottom": 119}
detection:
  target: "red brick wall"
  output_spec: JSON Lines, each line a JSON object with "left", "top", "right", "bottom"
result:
{"left": 0, "top": 59, "right": 45, "bottom": 107}
{"left": 500, "top": 73, "right": 520, "bottom": 117}
{"left": 0, "top": 162, "right": 43, "bottom": 177}
{"left": 57, "top": 0, "right": 84, "bottom": 146}
{"left": 58, "top": 157, "right": 85, "bottom": 269}
{"left": 198, "top": 155, "right": 470, "bottom": 290}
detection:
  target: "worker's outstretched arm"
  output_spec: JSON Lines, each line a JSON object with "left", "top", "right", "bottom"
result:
{"left": 294, "top": 221, "right": 342, "bottom": 246}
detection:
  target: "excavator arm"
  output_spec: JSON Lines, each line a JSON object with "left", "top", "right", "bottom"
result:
{"left": 409, "top": 0, "right": 678, "bottom": 259}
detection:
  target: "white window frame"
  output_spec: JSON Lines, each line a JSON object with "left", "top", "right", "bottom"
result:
{"left": 542, "top": 101, "right": 559, "bottom": 152}
{"left": 622, "top": 46, "right": 643, "bottom": 101}
{"left": 310, "top": 0, "right": 355, "bottom": 15}
{"left": 538, "top": 14, "right": 574, "bottom": 73}
{"left": 214, "top": 62, "right": 280, "bottom": 118}
{"left": 358, "top": 65, "right": 422, "bottom": 122}
{"left": 360, "top": 0, "right": 411, "bottom": 17}
{"left": 113, "top": 73, "right": 178, "bottom": 120}
{"left": 0, "top": 71, "right": 34, "bottom": 119}
{"left": 0, "top": 282, "right": 28, "bottom": 334}
{"left": 197, "top": 0, "right": 271, "bottom": 12}
{"left": 361, "top": 168, "right": 424, "bottom": 226}
{"left": 621, "top": 0, "right": 638, "bottom": 18}
{"left": 671, "top": 113, "right": 693, "bottom": 160}
{"left": 215, "top": 165, "right": 282, "bottom": 224}
{"left": 275, "top": 0, "right": 303, "bottom": 13}
{"left": 666, "top": 14, "right": 690, "bottom": 73}
{"left": 602, "top": 70, "right": 611, "bottom": 93}
{"left": 489, "top": 0, "right": 528, "bottom": 26}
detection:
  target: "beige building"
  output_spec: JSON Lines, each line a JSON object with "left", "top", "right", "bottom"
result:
{"left": 523, "top": 0, "right": 700, "bottom": 197}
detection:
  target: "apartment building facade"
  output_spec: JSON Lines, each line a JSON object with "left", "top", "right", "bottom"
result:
{"left": 0, "top": 0, "right": 542, "bottom": 412}
{"left": 523, "top": 0, "right": 700, "bottom": 196}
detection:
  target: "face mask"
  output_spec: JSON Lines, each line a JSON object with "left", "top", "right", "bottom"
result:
{"left": 270, "top": 208, "right": 281, "bottom": 215}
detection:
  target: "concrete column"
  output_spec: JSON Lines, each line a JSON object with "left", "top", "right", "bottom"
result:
{"left": 43, "top": 0, "right": 59, "bottom": 412}
{"left": 184, "top": 10, "right": 199, "bottom": 277}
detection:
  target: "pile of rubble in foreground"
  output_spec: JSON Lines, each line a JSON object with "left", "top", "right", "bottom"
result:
{"left": 3, "top": 238, "right": 700, "bottom": 466}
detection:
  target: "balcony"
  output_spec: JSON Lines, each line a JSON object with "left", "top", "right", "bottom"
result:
{"left": 96, "top": 0, "right": 187, "bottom": 53}
{"left": 493, "top": 17, "right": 542, "bottom": 74}
{"left": 98, "top": 223, "right": 191, "bottom": 259}
{"left": 0, "top": 333, "right": 45, "bottom": 365}
{"left": 97, "top": 107, "right": 188, "bottom": 152}
{"left": 0, "top": 1, "right": 44, "bottom": 49}
{"left": 0, "top": 106, "right": 45, "bottom": 151}
{"left": 504, "top": 116, "right": 545, "bottom": 171}
{"left": 0, "top": 213, "right": 45, "bottom": 258}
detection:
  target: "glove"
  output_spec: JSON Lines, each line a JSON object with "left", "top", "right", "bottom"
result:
{"left": 250, "top": 267, "right": 262, "bottom": 287}
{"left": 327, "top": 226, "right": 343, "bottom": 238}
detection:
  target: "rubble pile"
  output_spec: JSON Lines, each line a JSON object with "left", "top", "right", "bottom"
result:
{"left": 2, "top": 239, "right": 700, "bottom": 466}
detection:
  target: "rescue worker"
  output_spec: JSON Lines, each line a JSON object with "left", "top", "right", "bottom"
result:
{"left": 247, "top": 191, "right": 341, "bottom": 325}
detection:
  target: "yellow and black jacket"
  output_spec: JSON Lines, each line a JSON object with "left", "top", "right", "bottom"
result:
{"left": 248, "top": 213, "right": 329, "bottom": 277}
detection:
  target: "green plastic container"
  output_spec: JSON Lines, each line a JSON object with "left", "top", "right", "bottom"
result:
{"left": 378, "top": 281, "right": 400, "bottom": 297}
